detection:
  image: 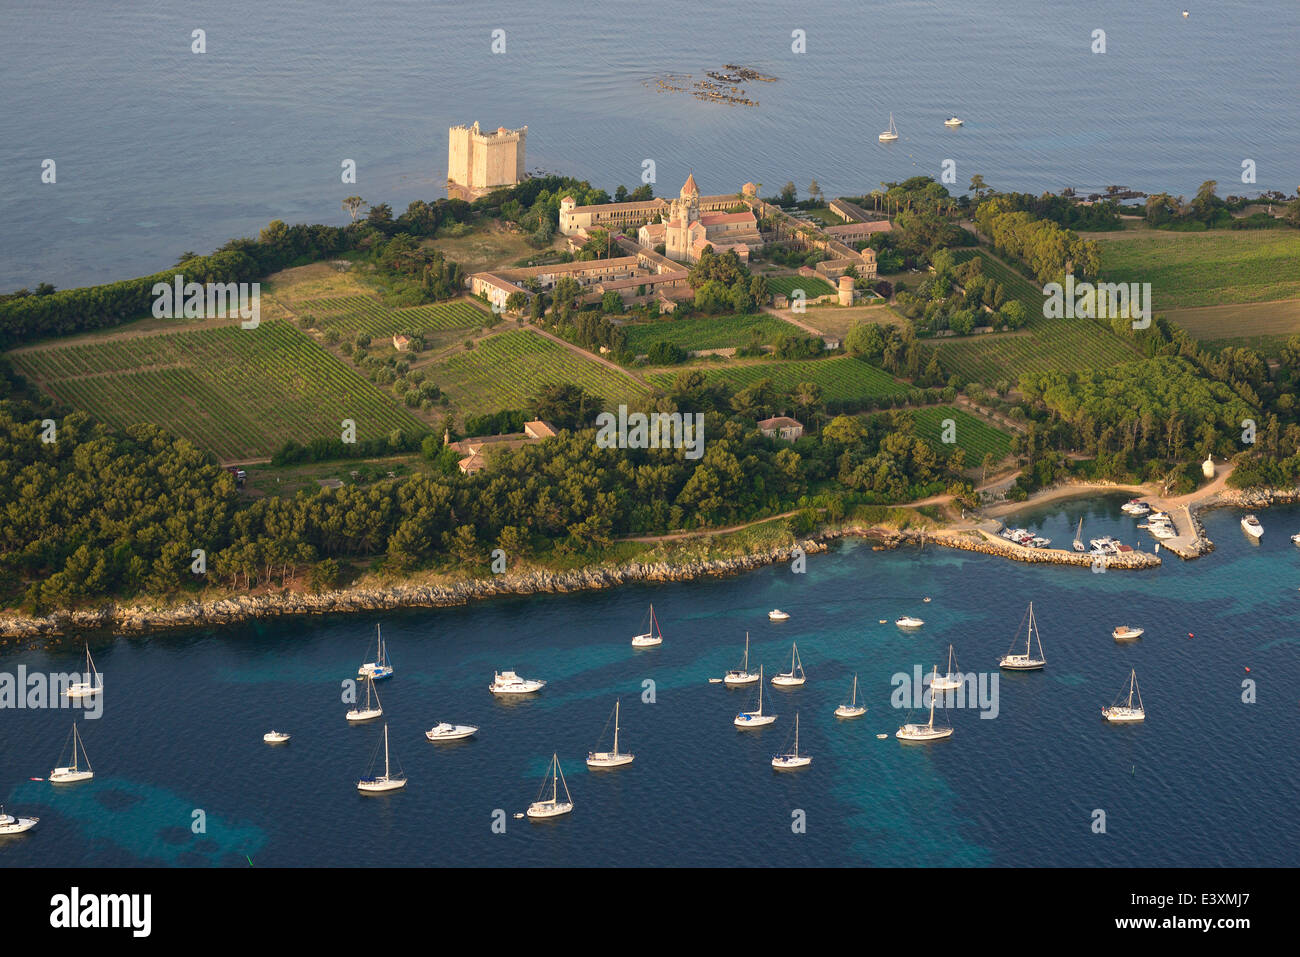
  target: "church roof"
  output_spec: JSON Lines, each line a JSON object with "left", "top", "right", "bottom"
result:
{"left": 681, "top": 173, "right": 699, "bottom": 195}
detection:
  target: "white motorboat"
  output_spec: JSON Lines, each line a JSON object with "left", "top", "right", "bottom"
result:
{"left": 425, "top": 723, "right": 478, "bottom": 742}
{"left": 527, "top": 753, "right": 574, "bottom": 820}
{"left": 1290, "top": 532, "right": 1300, "bottom": 545}
{"left": 489, "top": 670, "right": 545, "bottom": 695}
{"left": 346, "top": 675, "right": 383, "bottom": 723}
{"left": 263, "top": 731, "right": 291, "bottom": 744}
{"left": 1121, "top": 499, "right": 1151, "bottom": 515}
{"left": 357, "top": 623, "right": 394, "bottom": 681}
{"left": 0, "top": 807, "right": 38, "bottom": 835}
{"left": 768, "top": 609, "right": 790, "bottom": 621}
{"left": 834, "top": 674, "right": 867, "bottom": 718}
{"left": 1241, "top": 514, "right": 1263, "bottom": 539}
{"left": 944, "top": 116, "right": 964, "bottom": 127}
{"left": 587, "top": 699, "right": 635, "bottom": 769}
{"left": 896, "top": 666, "right": 953, "bottom": 742}
{"left": 895, "top": 616, "right": 925, "bottom": 630}
{"left": 631, "top": 603, "right": 665, "bottom": 648}
{"left": 879, "top": 112, "right": 899, "bottom": 142}
{"left": 723, "top": 633, "right": 761, "bottom": 686}
{"left": 735, "top": 666, "right": 777, "bottom": 729}
{"left": 357, "top": 723, "right": 406, "bottom": 793}
{"left": 999, "top": 602, "right": 1046, "bottom": 670}
{"left": 931, "top": 645, "right": 964, "bottom": 691}
{"left": 1112, "top": 625, "right": 1144, "bottom": 642}
{"left": 49, "top": 723, "right": 94, "bottom": 784}
{"left": 771, "top": 713, "right": 812, "bottom": 770}
{"left": 1149, "top": 524, "right": 1176, "bottom": 540}
{"left": 64, "top": 643, "right": 103, "bottom": 699}
{"left": 771, "top": 642, "right": 806, "bottom": 687}
{"left": 1102, "top": 669, "right": 1145, "bottom": 723}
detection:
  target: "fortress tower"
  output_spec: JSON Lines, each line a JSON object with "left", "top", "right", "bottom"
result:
{"left": 447, "top": 121, "right": 527, "bottom": 200}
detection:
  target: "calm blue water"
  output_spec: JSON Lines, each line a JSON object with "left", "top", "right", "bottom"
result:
{"left": 2, "top": 1, "right": 1297, "bottom": 289}
{"left": 2, "top": 496, "right": 1298, "bottom": 867}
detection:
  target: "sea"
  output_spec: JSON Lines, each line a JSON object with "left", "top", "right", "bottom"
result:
{"left": 2, "top": 0, "right": 1298, "bottom": 290}
{"left": 2, "top": 498, "right": 1298, "bottom": 867}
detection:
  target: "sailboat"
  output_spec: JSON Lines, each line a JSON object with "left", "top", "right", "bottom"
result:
{"left": 879, "top": 112, "right": 899, "bottom": 142}
{"left": 999, "top": 602, "right": 1047, "bottom": 670}
{"left": 0, "top": 807, "right": 39, "bottom": 835}
{"left": 1072, "top": 517, "right": 1085, "bottom": 552}
{"left": 771, "top": 713, "right": 812, "bottom": 770}
{"left": 735, "top": 665, "right": 777, "bottom": 728}
{"left": 64, "top": 643, "right": 102, "bottom": 699}
{"left": 526, "top": 753, "right": 574, "bottom": 819}
{"left": 631, "top": 603, "right": 664, "bottom": 648}
{"left": 771, "top": 642, "right": 806, "bottom": 687}
{"left": 723, "top": 633, "right": 760, "bottom": 686}
{"left": 346, "top": 675, "right": 383, "bottom": 723}
{"left": 1102, "top": 669, "right": 1145, "bottom": 723}
{"left": 49, "top": 722, "right": 94, "bottom": 784}
{"left": 931, "top": 645, "right": 963, "bottom": 691}
{"left": 587, "top": 699, "right": 635, "bottom": 768}
{"left": 357, "top": 723, "right": 406, "bottom": 792}
{"left": 896, "top": 666, "right": 953, "bottom": 741}
{"left": 357, "top": 624, "right": 393, "bottom": 680}
{"left": 834, "top": 674, "right": 867, "bottom": 718}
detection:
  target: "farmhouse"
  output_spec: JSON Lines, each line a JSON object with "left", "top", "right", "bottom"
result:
{"left": 451, "top": 419, "right": 560, "bottom": 475}
{"left": 757, "top": 416, "right": 804, "bottom": 441}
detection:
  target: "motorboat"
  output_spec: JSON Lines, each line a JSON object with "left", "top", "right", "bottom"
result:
{"left": 1112, "top": 625, "right": 1144, "bottom": 642}
{"left": 1241, "top": 514, "right": 1263, "bottom": 539}
{"left": 944, "top": 116, "right": 964, "bottom": 127}
{"left": 425, "top": 723, "right": 478, "bottom": 742}
{"left": 263, "top": 731, "right": 291, "bottom": 744}
{"left": 768, "top": 609, "right": 790, "bottom": 621}
{"left": 895, "top": 616, "right": 925, "bottom": 630}
{"left": 489, "top": 670, "right": 545, "bottom": 695}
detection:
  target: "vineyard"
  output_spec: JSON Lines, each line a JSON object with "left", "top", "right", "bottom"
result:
{"left": 291, "top": 295, "right": 492, "bottom": 339}
{"left": 765, "top": 275, "right": 837, "bottom": 299}
{"left": 646, "top": 355, "right": 911, "bottom": 403}
{"left": 428, "top": 330, "right": 648, "bottom": 416}
{"left": 10, "top": 320, "right": 427, "bottom": 462}
{"left": 911, "top": 405, "right": 1014, "bottom": 460}
{"left": 951, "top": 249, "right": 1042, "bottom": 318}
{"left": 624, "top": 314, "right": 802, "bottom": 354}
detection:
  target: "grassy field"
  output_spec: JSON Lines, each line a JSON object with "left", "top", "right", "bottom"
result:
{"left": 624, "top": 314, "right": 803, "bottom": 354}
{"left": 646, "top": 355, "right": 911, "bottom": 403}
{"left": 911, "top": 405, "right": 1014, "bottom": 460}
{"left": 428, "top": 329, "right": 648, "bottom": 416}
{"left": 935, "top": 249, "right": 1146, "bottom": 384}
{"left": 766, "top": 275, "right": 837, "bottom": 299}
{"left": 10, "top": 320, "right": 426, "bottom": 462}
{"left": 1095, "top": 229, "right": 1300, "bottom": 309}
{"left": 1165, "top": 299, "right": 1300, "bottom": 346}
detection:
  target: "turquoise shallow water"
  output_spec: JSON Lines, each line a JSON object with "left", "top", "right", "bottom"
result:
{"left": 2, "top": 498, "right": 1298, "bottom": 867}
{"left": 2, "top": 0, "right": 1297, "bottom": 288}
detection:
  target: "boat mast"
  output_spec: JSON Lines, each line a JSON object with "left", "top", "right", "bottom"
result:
{"left": 928, "top": 666, "right": 937, "bottom": 729}
{"left": 552, "top": 754, "right": 559, "bottom": 804}
{"left": 613, "top": 700, "right": 620, "bottom": 756}
{"left": 794, "top": 713, "right": 800, "bottom": 754}
{"left": 383, "top": 724, "right": 390, "bottom": 779}
{"left": 743, "top": 633, "right": 749, "bottom": 672}
{"left": 757, "top": 666, "right": 764, "bottom": 714}
{"left": 852, "top": 674, "right": 857, "bottom": 706}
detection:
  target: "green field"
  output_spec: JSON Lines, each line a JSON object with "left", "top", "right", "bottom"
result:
{"left": 1096, "top": 230, "right": 1300, "bottom": 309}
{"left": 766, "top": 275, "right": 837, "bottom": 299}
{"left": 935, "top": 250, "right": 1145, "bottom": 384}
{"left": 10, "top": 320, "right": 426, "bottom": 462}
{"left": 293, "top": 295, "right": 492, "bottom": 339}
{"left": 646, "top": 355, "right": 910, "bottom": 403}
{"left": 624, "top": 314, "right": 804, "bottom": 354}
{"left": 911, "top": 405, "right": 1014, "bottom": 460}
{"left": 428, "top": 330, "right": 648, "bottom": 416}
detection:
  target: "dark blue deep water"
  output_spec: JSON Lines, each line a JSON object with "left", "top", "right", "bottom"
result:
{"left": 2, "top": 498, "right": 1298, "bottom": 867}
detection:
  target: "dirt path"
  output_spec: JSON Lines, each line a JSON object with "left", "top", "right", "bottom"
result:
{"left": 524, "top": 323, "right": 650, "bottom": 387}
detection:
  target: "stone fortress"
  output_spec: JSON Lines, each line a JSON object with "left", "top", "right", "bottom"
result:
{"left": 447, "top": 121, "right": 527, "bottom": 200}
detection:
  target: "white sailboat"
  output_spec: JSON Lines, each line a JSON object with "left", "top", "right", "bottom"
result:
{"left": 527, "top": 753, "right": 574, "bottom": 819}
{"left": 49, "top": 722, "right": 94, "bottom": 784}
{"left": 64, "top": 643, "right": 102, "bottom": 699}
{"left": 425, "top": 723, "right": 478, "bottom": 741}
{"left": 489, "top": 670, "right": 546, "bottom": 694}
{"left": 1102, "top": 669, "right": 1145, "bottom": 723}
{"left": 631, "top": 603, "right": 665, "bottom": 648}
{"left": 879, "top": 112, "right": 899, "bottom": 142}
{"left": 723, "top": 633, "right": 760, "bottom": 686}
{"left": 771, "top": 642, "right": 806, "bottom": 687}
{"left": 771, "top": 713, "right": 812, "bottom": 770}
{"left": 357, "top": 723, "right": 406, "bottom": 792}
{"left": 1072, "top": 517, "right": 1085, "bottom": 552}
{"left": 999, "top": 602, "right": 1047, "bottom": 670}
{"left": 931, "top": 645, "right": 963, "bottom": 691}
{"left": 735, "top": 665, "right": 777, "bottom": 728}
{"left": 0, "top": 807, "right": 38, "bottom": 835}
{"left": 834, "top": 674, "right": 867, "bottom": 718}
{"left": 346, "top": 675, "right": 383, "bottom": 723}
{"left": 357, "top": 624, "right": 393, "bottom": 680}
{"left": 896, "top": 666, "right": 953, "bottom": 742}
{"left": 587, "top": 699, "right": 635, "bottom": 769}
